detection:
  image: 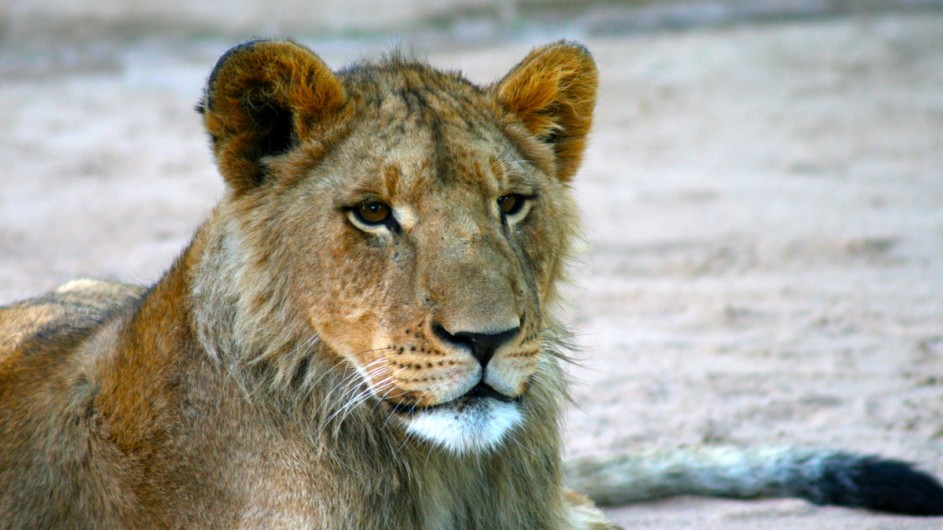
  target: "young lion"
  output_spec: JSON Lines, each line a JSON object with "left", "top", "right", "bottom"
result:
{"left": 1, "top": 40, "right": 941, "bottom": 529}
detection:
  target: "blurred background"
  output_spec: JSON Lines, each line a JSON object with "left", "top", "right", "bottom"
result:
{"left": 4, "top": 0, "right": 943, "bottom": 73}
{"left": 2, "top": 1, "right": 943, "bottom": 528}
{"left": 5, "top": 0, "right": 943, "bottom": 39}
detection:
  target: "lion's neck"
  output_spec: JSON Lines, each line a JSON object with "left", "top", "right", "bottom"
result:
{"left": 94, "top": 231, "right": 204, "bottom": 455}
{"left": 288, "top": 355, "right": 571, "bottom": 529}
{"left": 207, "top": 340, "right": 573, "bottom": 529}
{"left": 403, "top": 388, "right": 571, "bottom": 529}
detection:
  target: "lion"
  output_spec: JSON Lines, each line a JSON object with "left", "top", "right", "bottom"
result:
{"left": 1, "top": 39, "right": 941, "bottom": 529}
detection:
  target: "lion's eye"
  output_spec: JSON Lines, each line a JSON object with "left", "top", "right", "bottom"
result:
{"left": 497, "top": 194, "right": 525, "bottom": 216}
{"left": 355, "top": 201, "right": 392, "bottom": 225}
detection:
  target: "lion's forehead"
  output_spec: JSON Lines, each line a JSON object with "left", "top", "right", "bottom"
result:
{"left": 335, "top": 65, "right": 532, "bottom": 196}
{"left": 331, "top": 121, "right": 535, "bottom": 221}
{"left": 343, "top": 60, "right": 488, "bottom": 114}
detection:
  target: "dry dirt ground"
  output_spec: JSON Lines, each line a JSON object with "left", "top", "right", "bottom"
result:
{"left": 2, "top": 10, "right": 943, "bottom": 529}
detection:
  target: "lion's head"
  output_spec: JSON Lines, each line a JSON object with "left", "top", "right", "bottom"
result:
{"left": 194, "top": 40, "right": 597, "bottom": 453}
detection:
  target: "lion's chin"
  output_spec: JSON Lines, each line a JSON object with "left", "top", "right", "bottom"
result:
{"left": 396, "top": 396, "right": 524, "bottom": 454}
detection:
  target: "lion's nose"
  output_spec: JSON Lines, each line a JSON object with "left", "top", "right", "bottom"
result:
{"left": 433, "top": 324, "right": 521, "bottom": 368}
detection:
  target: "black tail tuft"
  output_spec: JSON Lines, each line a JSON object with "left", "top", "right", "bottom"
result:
{"left": 813, "top": 455, "right": 943, "bottom": 516}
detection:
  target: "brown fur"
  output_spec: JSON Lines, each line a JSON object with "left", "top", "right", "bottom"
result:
{"left": 0, "top": 40, "right": 614, "bottom": 529}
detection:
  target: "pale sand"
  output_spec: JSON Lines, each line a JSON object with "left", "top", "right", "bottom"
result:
{"left": 2, "top": 10, "right": 942, "bottom": 528}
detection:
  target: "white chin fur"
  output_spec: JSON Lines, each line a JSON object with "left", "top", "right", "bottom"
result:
{"left": 402, "top": 398, "right": 523, "bottom": 454}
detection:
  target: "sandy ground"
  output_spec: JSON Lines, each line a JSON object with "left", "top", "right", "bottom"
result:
{"left": 2, "top": 10, "right": 943, "bottom": 529}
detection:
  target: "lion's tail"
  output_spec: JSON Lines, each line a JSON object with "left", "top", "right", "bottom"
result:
{"left": 564, "top": 447, "right": 943, "bottom": 516}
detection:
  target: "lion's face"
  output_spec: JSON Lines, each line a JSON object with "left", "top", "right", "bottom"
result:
{"left": 277, "top": 95, "right": 573, "bottom": 453}
{"left": 199, "top": 41, "right": 597, "bottom": 453}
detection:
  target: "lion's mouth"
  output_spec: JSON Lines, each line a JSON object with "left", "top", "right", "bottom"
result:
{"left": 388, "top": 381, "right": 526, "bottom": 453}
{"left": 389, "top": 382, "right": 518, "bottom": 416}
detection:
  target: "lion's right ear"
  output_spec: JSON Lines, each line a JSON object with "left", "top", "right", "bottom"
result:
{"left": 199, "top": 40, "right": 347, "bottom": 193}
{"left": 493, "top": 41, "right": 598, "bottom": 182}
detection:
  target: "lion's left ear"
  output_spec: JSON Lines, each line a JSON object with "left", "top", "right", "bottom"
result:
{"left": 493, "top": 41, "right": 598, "bottom": 181}
{"left": 200, "top": 39, "right": 347, "bottom": 194}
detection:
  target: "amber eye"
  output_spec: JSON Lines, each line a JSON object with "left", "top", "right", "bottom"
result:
{"left": 355, "top": 201, "right": 392, "bottom": 225}
{"left": 497, "top": 194, "right": 525, "bottom": 216}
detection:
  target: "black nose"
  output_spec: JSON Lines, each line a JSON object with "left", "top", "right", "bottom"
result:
{"left": 433, "top": 325, "right": 520, "bottom": 368}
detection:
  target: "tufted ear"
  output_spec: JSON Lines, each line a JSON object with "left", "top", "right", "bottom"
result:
{"left": 200, "top": 40, "right": 347, "bottom": 193}
{"left": 493, "top": 41, "right": 598, "bottom": 182}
